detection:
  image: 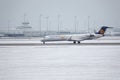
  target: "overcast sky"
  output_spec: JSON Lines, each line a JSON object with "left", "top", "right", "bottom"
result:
{"left": 0, "top": 0, "right": 120, "bottom": 32}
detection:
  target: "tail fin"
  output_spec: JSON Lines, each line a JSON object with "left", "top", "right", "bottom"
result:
{"left": 96, "top": 26, "right": 112, "bottom": 35}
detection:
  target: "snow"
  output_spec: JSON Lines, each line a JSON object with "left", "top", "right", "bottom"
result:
{"left": 0, "top": 45, "right": 120, "bottom": 80}
{"left": 0, "top": 36, "right": 120, "bottom": 80}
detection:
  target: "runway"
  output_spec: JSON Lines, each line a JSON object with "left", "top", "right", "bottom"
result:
{"left": 0, "top": 43, "right": 120, "bottom": 46}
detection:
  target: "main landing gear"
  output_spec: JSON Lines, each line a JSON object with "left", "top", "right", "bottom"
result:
{"left": 73, "top": 41, "right": 80, "bottom": 44}
{"left": 43, "top": 41, "right": 45, "bottom": 44}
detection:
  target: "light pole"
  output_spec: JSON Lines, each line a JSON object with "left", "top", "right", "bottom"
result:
{"left": 58, "top": 15, "right": 60, "bottom": 33}
{"left": 39, "top": 14, "right": 42, "bottom": 33}
{"left": 46, "top": 16, "right": 49, "bottom": 33}
{"left": 8, "top": 20, "right": 10, "bottom": 35}
{"left": 74, "top": 16, "right": 77, "bottom": 33}
{"left": 88, "top": 16, "right": 90, "bottom": 33}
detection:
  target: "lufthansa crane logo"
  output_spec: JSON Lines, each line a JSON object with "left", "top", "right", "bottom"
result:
{"left": 100, "top": 29, "right": 104, "bottom": 34}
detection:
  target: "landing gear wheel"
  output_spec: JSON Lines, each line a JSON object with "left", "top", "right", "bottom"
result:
{"left": 43, "top": 41, "right": 45, "bottom": 44}
{"left": 78, "top": 41, "right": 80, "bottom": 44}
{"left": 73, "top": 41, "right": 76, "bottom": 44}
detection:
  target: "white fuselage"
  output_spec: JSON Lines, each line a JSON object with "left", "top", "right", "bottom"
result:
{"left": 41, "top": 34, "right": 103, "bottom": 42}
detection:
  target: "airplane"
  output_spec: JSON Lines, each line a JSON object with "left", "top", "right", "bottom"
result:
{"left": 41, "top": 26, "right": 112, "bottom": 44}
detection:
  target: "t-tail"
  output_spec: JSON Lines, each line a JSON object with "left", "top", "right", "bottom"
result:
{"left": 96, "top": 26, "right": 112, "bottom": 35}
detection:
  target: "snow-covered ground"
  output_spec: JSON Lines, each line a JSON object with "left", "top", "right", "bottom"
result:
{"left": 0, "top": 36, "right": 120, "bottom": 80}
{"left": 0, "top": 45, "right": 120, "bottom": 80}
